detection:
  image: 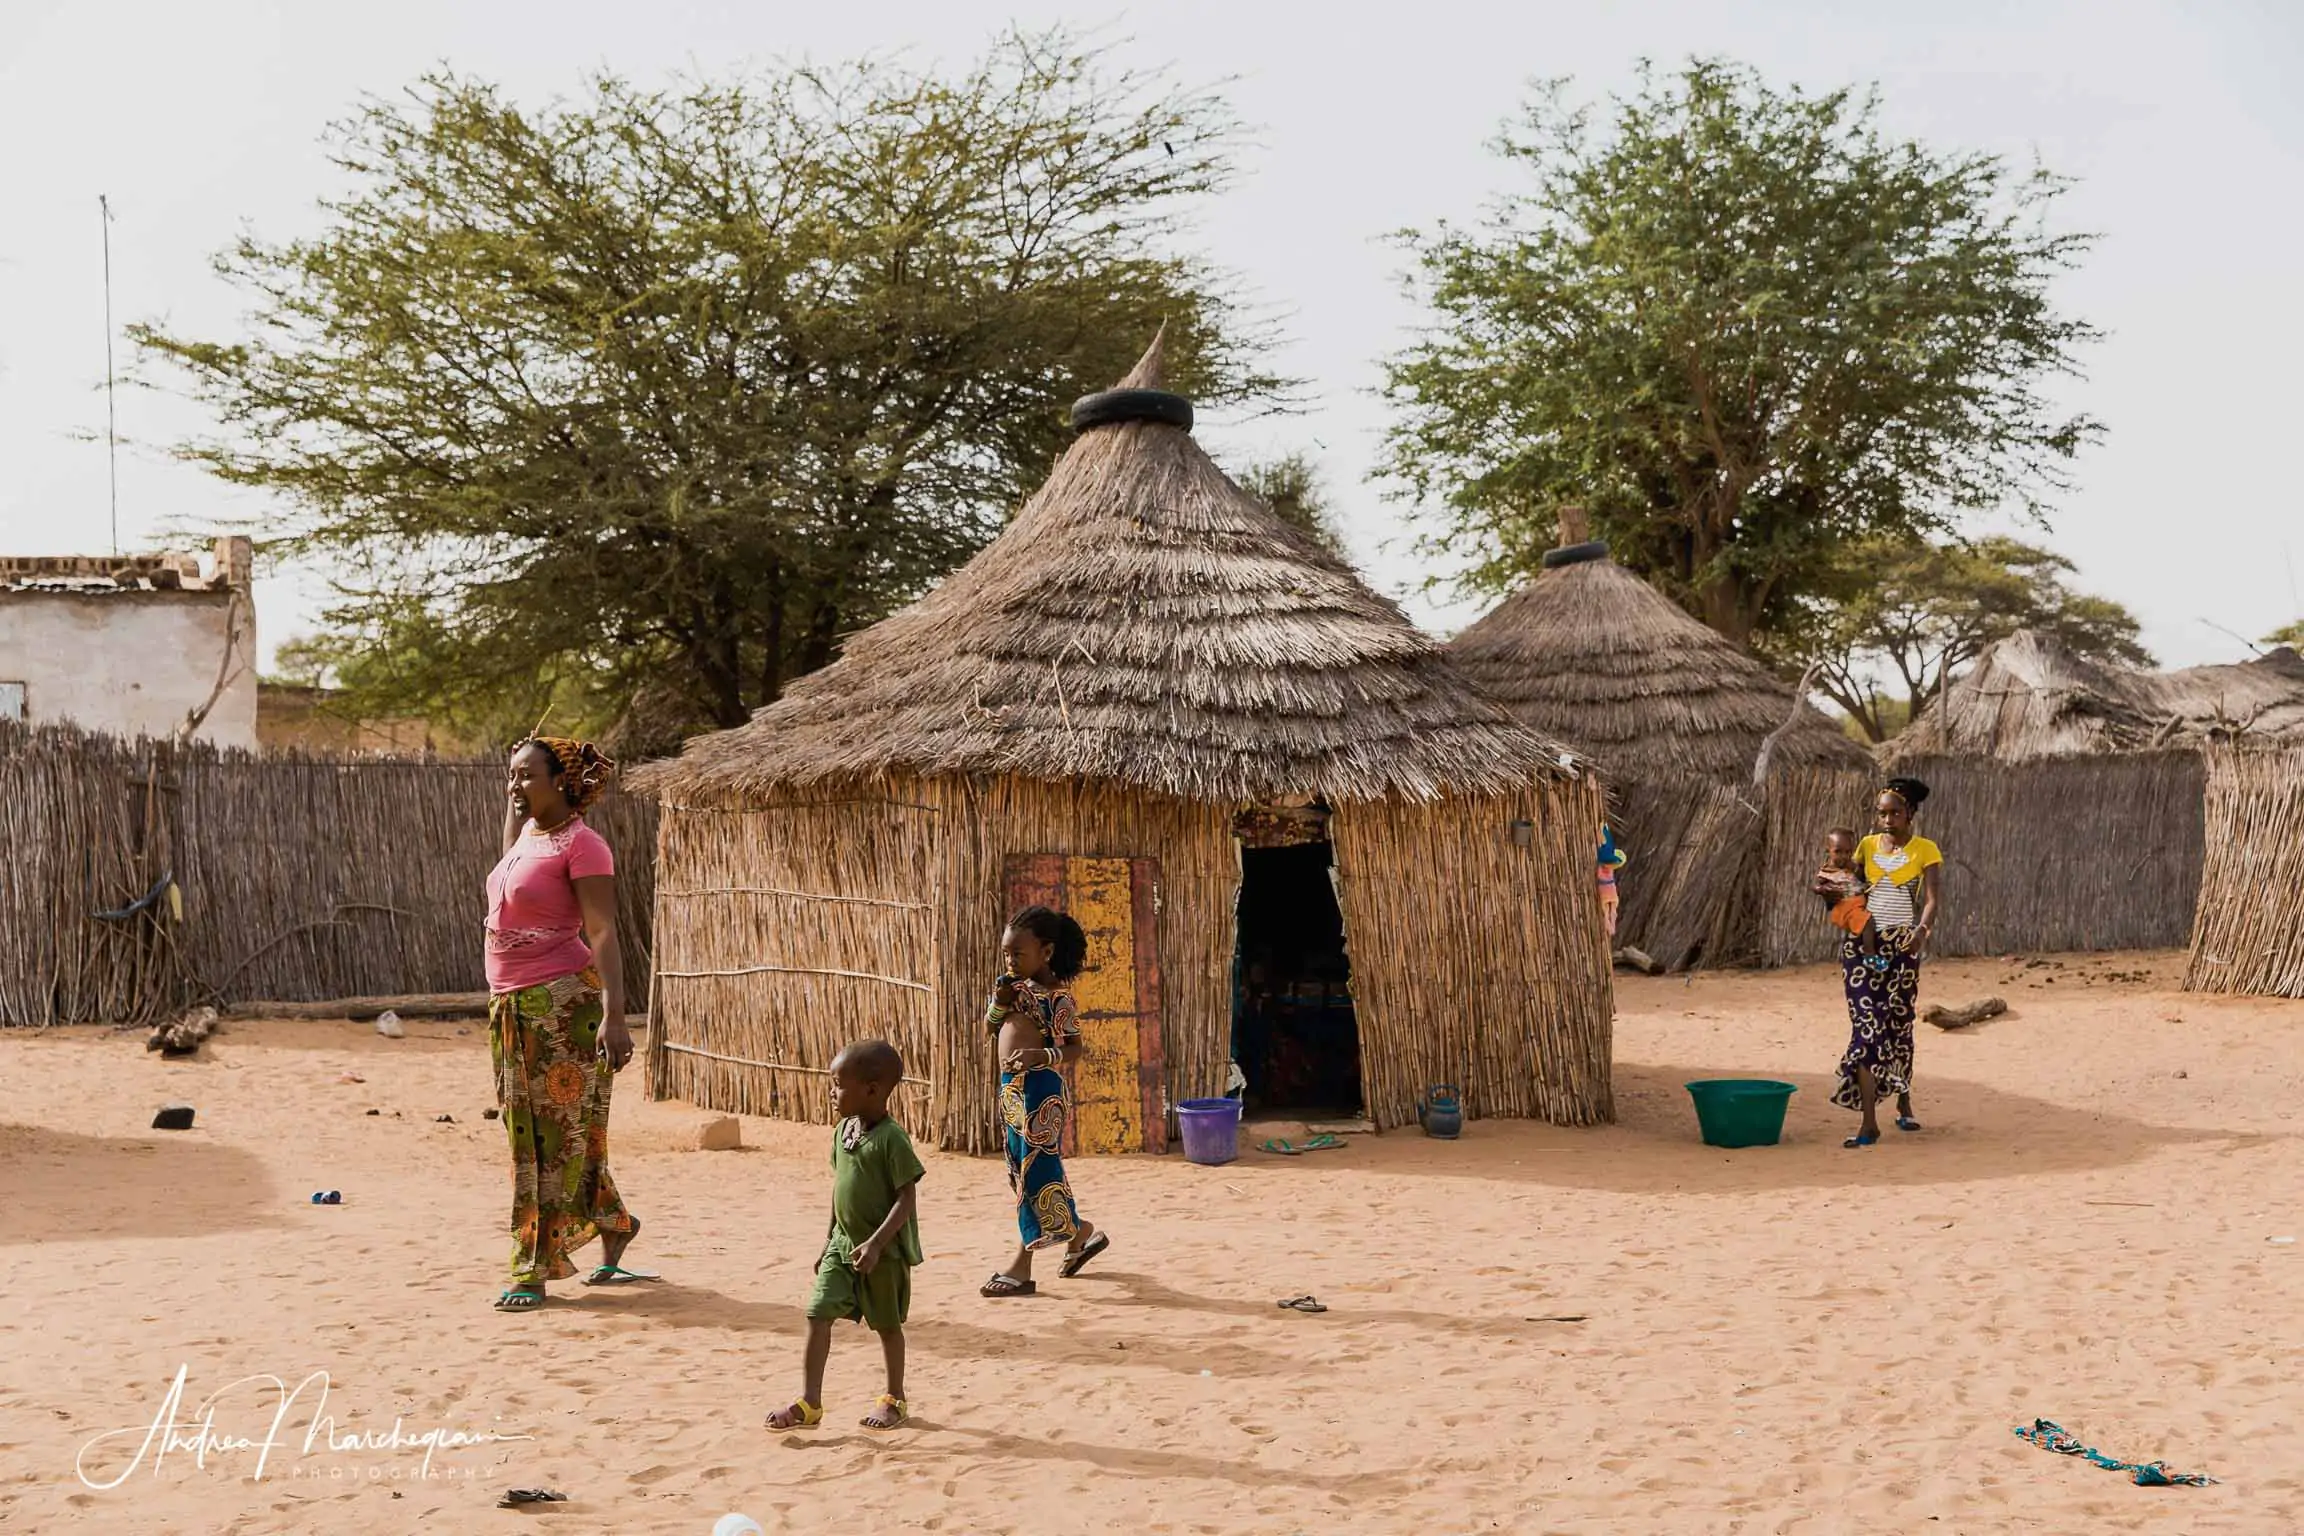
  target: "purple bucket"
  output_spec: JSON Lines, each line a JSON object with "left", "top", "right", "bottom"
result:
{"left": 1176, "top": 1098, "right": 1242, "bottom": 1166}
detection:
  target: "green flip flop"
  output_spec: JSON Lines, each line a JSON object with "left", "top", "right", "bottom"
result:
{"left": 583, "top": 1264, "right": 662, "bottom": 1286}
{"left": 493, "top": 1287, "right": 545, "bottom": 1311}
{"left": 1259, "top": 1138, "right": 1302, "bottom": 1156}
{"left": 1299, "top": 1134, "right": 1345, "bottom": 1152}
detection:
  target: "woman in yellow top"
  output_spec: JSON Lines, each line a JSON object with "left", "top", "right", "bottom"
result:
{"left": 1834, "top": 776, "right": 1943, "bottom": 1148}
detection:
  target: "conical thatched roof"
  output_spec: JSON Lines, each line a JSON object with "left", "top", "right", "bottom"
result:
{"left": 1892, "top": 628, "right": 2304, "bottom": 761}
{"left": 1446, "top": 535, "right": 1873, "bottom": 783}
{"left": 643, "top": 335, "right": 1580, "bottom": 805}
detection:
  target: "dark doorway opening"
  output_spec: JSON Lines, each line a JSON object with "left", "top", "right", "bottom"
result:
{"left": 1231, "top": 840, "right": 1361, "bottom": 1115}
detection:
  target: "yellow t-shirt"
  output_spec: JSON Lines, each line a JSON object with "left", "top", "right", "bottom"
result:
{"left": 1856, "top": 835, "right": 1940, "bottom": 928}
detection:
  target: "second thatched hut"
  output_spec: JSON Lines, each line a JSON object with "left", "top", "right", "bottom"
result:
{"left": 1447, "top": 515, "right": 1871, "bottom": 969}
{"left": 637, "top": 338, "right": 1613, "bottom": 1151}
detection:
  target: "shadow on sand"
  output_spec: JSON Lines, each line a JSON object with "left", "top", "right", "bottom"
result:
{"left": 2, "top": 1123, "right": 282, "bottom": 1245}
{"left": 594, "top": 1279, "right": 1315, "bottom": 1378}
{"left": 1212, "top": 1061, "right": 2264, "bottom": 1196}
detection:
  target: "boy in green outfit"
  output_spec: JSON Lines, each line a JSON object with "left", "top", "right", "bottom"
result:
{"left": 765, "top": 1039, "right": 923, "bottom": 1432}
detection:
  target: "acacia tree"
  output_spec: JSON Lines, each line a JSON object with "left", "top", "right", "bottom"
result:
{"left": 1237, "top": 451, "right": 1346, "bottom": 556}
{"left": 2268, "top": 621, "right": 2304, "bottom": 647}
{"left": 1381, "top": 59, "right": 2100, "bottom": 648}
{"left": 1780, "top": 535, "right": 2150, "bottom": 741}
{"left": 136, "top": 35, "right": 1283, "bottom": 751}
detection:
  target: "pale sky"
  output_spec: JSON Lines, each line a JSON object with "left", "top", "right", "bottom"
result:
{"left": 3, "top": 0, "right": 2299, "bottom": 673}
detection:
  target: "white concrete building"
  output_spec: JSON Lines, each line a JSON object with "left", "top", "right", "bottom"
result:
{"left": 0, "top": 537, "right": 258, "bottom": 747}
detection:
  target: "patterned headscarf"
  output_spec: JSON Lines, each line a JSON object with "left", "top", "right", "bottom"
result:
{"left": 519, "top": 736, "right": 618, "bottom": 813}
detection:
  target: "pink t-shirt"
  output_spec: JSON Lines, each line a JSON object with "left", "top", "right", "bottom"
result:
{"left": 484, "top": 818, "right": 615, "bottom": 994}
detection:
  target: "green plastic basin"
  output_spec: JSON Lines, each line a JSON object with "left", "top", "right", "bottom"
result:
{"left": 1684, "top": 1079, "right": 1797, "bottom": 1148}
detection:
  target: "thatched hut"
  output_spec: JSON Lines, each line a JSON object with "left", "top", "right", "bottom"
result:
{"left": 1448, "top": 514, "right": 1872, "bottom": 784}
{"left": 636, "top": 337, "right": 1613, "bottom": 1151}
{"left": 1446, "top": 516, "right": 1870, "bottom": 968}
{"left": 1892, "top": 628, "right": 2304, "bottom": 761}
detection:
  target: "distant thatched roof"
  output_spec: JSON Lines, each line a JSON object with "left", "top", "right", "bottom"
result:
{"left": 642, "top": 335, "right": 1581, "bottom": 806}
{"left": 1446, "top": 543, "right": 1873, "bottom": 783}
{"left": 1892, "top": 628, "right": 2304, "bottom": 761}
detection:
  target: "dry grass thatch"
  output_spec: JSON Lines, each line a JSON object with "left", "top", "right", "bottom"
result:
{"left": 2187, "top": 748, "right": 2304, "bottom": 998}
{"left": 0, "top": 722, "right": 657, "bottom": 1024}
{"left": 1446, "top": 550, "right": 1874, "bottom": 784}
{"left": 1755, "top": 753, "right": 2204, "bottom": 966}
{"left": 638, "top": 333, "right": 1582, "bottom": 808}
{"left": 1894, "top": 629, "right": 2304, "bottom": 762}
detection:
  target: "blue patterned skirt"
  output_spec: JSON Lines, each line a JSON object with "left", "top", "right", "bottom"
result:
{"left": 1832, "top": 927, "right": 1920, "bottom": 1110}
{"left": 1000, "top": 1067, "right": 1080, "bottom": 1249}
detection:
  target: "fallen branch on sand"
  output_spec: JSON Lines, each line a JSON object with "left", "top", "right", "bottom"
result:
{"left": 147, "top": 1006, "right": 221, "bottom": 1057}
{"left": 224, "top": 992, "right": 490, "bottom": 1023}
{"left": 1925, "top": 997, "right": 2008, "bottom": 1031}
{"left": 1613, "top": 946, "right": 1663, "bottom": 976}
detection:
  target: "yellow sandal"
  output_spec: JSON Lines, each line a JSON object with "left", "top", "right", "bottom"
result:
{"left": 862, "top": 1393, "right": 908, "bottom": 1431}
{"left": 764, "top": 1400, "right": 823, "bottom": 1430}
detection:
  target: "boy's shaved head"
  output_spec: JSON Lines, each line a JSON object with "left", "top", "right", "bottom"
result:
{"left": 834, "top": 1038, "right": 904, "bottom": 1087}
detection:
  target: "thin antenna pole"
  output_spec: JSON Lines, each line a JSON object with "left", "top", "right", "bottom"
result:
{"left": 100, "top": 194, "right": 119, "bottom": 556}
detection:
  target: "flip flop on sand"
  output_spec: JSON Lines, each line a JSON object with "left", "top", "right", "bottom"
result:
{"left": 1277, "top": 1295, "right": 1328, "bottom": 1313}
{"left": 493, "top": 1287, "right": 544, "bottom": 1311}
{"left": 1895, "top": 1115, "right": 1923, "bottom": 1133}
{"left": 1059, "top": 1232, "right": 1110, "bottom": 1278}
{"left": 981, "top": 1273, "right": 1036, "bottom": 1298}
{"left": 582, "top": 1264, "right": 662, "bottom": 1286}
{"left": 1259, "top": 1138, "right": 1302, "bottom": 1155}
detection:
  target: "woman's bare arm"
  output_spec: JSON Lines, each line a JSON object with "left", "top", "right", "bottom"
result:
{"left": 574, "top": 875, "right": 628, "bottom": 1056}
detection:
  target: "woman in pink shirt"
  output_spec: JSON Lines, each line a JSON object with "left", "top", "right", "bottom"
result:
{"left": 486, "top": 735, "right": 642, "bottom": 1311}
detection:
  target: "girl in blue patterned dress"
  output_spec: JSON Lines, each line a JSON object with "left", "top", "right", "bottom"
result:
{"left": 980, "top": 906, "right": 1110, "bottom": 1297}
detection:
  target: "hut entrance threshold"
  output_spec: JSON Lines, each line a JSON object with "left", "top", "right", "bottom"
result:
{"left": 1231, "top": 833, "right": 1362, "bottom": 1116}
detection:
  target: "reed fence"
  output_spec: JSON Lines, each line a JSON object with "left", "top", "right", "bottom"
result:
{"left": 1755, "top": 752, "right": 2204, "bottom": 966}
{"left": 2186, "top": 748, "right": 2304, "bottom": 998}
{"left": 0, "top": 723, "right": 655, "bottom": 1024}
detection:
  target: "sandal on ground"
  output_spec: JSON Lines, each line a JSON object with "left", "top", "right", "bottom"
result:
{"left": 1058, "top": 1232, "right": 1110, "bottom": 1279}
{"left": 1299, "top": 1134, "right": 1345, "bottom": 1151}
{"left": 764, "top": 1400, "right": 823, "bottom": 1430}
{"left": 862, "top": 1393, "right": 908, "bottom": 1431}
{"left": 583, "top": 1264, "right": 662, "bottom": 1286}
{"left": 493, "top": 1287, "right": 545, "bottom": 1311}
{"left": 981, "top": 1272, "right": 1036, "bottom": 1298}
{"left": 1843, "top": 1132, "right": 1879, "bottom": 1149}
{"left": 1277, "top": 1294, "right": 1328, "bottom": 1313}
{"left": 1895, "top": 1115, "right": 1923, "bottom": 1133}
{"left": 1259, "top": 1138, "right": 1303, "bottom": 1155}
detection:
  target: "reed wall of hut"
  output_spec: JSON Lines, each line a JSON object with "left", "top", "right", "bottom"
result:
{"left": 644, "top": 788, "right": 942, "bottom": 1130}
{"left": 2186, "top": 748, "right": 2304, "bottom": 998}
{"left": 0, "top": 722, "right": 656, "bottom": 1024}
{"left": 1755, "top": 753, "right": 2205, "bottom": 966}
{"left": 1330, "top": 778, "right": 1614, "bottom": 1127}
{"left": 645, "top": 769, "right": 1616, "bottom": 1149}
{"left": 930, "top": 775, "right": 1238, "bottom": 1152}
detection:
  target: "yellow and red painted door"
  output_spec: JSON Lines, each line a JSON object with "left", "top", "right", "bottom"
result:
{"left": 1001, "top": 854, "right": 1167, "bottom": 1155}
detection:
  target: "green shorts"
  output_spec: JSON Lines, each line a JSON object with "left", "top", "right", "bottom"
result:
{"left": 806, "top": 1241, "right": 910, "bottom": 1332}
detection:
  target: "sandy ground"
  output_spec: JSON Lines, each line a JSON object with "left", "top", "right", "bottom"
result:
{"left": 5, "top": 950, "right": 2302, "bottom": 1534}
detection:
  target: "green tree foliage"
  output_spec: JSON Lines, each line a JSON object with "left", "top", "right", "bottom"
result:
{"left": 1780, "top": 535, "right": 2151, "bottom": 742}
{"left": 136, "top": 34, "right": 1283, "bottom": 752}
{"left": 2266, "top": 620, "right": 2304, "bottom": 648}
{"left": 1236, "top": 451, "right": 1346, "bottom": 556}
{"left": 1380, "top": 59, "right": 2100, "bottom": 648}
